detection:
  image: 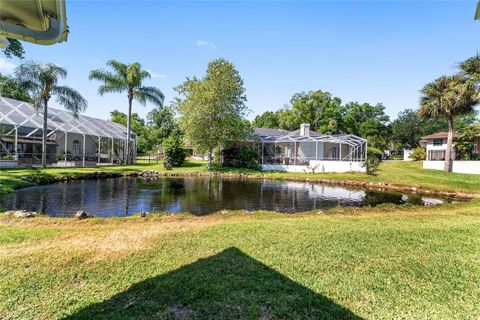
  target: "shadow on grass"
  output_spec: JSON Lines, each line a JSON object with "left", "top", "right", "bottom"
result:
{"left": 64, "top": 247, "right": 361, "bottom": 320}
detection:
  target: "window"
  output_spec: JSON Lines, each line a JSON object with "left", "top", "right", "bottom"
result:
{"left": 428, "top": 150, "right": 445, "bottom": 161}
{"left": 72, "top": 140, "right": 81, "bottom": 155}
{"left": 433, "top": 139, "right": 443, "bottom": 146}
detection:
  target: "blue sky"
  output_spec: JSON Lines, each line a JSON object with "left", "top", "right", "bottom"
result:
{"left": 1, "top": 1, "right": 479, "bottom": 122}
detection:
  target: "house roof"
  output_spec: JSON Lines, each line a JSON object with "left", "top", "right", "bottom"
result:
{"left": 0, "top": 96, "right": 133, "bottom": 140}
{"left": 251, "top": 127, "right": 366, "bottom": 146}
{"left": 421, "top": 124, "right": 480, "bottom": 140}
{"left": 253, "top": 128, "right": 290, "bottom": 137}
{"left": 286, "top": 129, "right": 323, "bottom": 137}
{"left": 421, "top": 132, "right": 450, "bottom": 140}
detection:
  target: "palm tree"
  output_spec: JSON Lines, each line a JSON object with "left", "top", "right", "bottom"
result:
{"left": 419, "top": 75, "right": 479, "bottom": 172}
{"left": 89, "top": 60, "right": 164, "bottom": 164}
{"left": 460, "top": 53, "right": 480, "bottom": 95}
{"left": 15, "top": 61, "right": 87, "bottom": 168}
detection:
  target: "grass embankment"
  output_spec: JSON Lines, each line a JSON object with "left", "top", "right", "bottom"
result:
{"left": 1, "top": 160, "right": 479, "bottom": 319}
{"left": 1, "top": 160, "right": 480, "bottom": 195}
{"left": 0, "top": 202, "right": 479, "bottom": 319}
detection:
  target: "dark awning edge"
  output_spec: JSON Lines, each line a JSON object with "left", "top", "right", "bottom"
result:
{"left": 0, "top": 0, "right": 68, "bottom": 45}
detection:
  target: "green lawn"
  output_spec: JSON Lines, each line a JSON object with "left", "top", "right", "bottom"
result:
{"left": 0, "top": 203, "right": 479, "bottom": 319}
{"left": 0, "top": 160, "right": 479, "bottom": 319}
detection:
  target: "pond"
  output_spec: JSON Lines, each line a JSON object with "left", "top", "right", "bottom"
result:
{"left": 0, "top": 177, "right": 451, "bottom": 217}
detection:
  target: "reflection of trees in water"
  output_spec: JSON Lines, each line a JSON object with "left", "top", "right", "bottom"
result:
{"left": 364, "top": 190, "right": 404, "bottom": 207}
{"left": 364, "top": 190, "right": 426, "bottom": 207}
{"left": 1, "top": 177, "right": 439, "bottom": 216}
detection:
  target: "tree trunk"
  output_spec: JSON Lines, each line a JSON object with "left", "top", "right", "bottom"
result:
{"left": 125, "top": 95, "right": 133, "bottom": 165}
{"left": 444, "top": 116, "right": 454, "bottom": 172}
{"left": 42, "top": 99, "right": 48, "bottom": 168}
{"left": 207, "top": 147, "right": 213, "bottom": 171}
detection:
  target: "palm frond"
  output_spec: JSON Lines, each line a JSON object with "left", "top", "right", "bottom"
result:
{"left": 139, "top": 70, "right": 151, "bottom": 81}
{"left": 52, "top": 85, "right": 88, "bottom": 117}
{"left": 89, "top": 69, "right": 127, "bottom": 95}
{"left": 107, "top": 60, "right": 128, "bottom": 79}
{"left": 126, "top": 63, "right": 142, "bottom": 87}
{"left": 134, "top": 86, "right": 164, "bottom": 107}
{"left": 98, "top": 84, "right": 127, "bottom": 95}
{"left": 459, "top": 53, "right": 480, "bottom": 79}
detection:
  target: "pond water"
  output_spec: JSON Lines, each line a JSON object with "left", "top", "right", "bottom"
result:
{"left": 0, "top": 177, "right": 450, "bottom": 217}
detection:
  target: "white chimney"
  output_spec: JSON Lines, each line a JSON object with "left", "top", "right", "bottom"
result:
{"left": 300, "top": 123, "right": 310, "bottom": 137}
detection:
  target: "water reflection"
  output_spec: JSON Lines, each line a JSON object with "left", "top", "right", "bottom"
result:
{"left": 0, "top": 177, "right": 449, "bottom": 217}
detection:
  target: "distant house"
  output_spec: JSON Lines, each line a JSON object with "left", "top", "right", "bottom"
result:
{"left": 245, "top": 124, "right": 367, "bottom": 173}
{"left": 420, "top": 125, "right": 480, "bottom": 174}
{"left": 0, "top": 97, "right": 137, "bottom": 167}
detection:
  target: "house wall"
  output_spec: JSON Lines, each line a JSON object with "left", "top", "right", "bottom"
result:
{"left": 262, "top": 160, "right": 365, "bottom": 173}
{"left": 403, "top": 149, "right": 414, "bottom": 161}
{"left": 57, "top": 133, "right": 97, "bottom": 156}
{"left": 423, "top": 160, "right": 480, "bottom": 175}
{"left": 424, "top": 138, "right": 456, "bottom": 161}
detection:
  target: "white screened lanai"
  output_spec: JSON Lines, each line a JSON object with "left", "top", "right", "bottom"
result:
{"left": 252, "top": 124, "right": 367, "bottom": 173}
{"left": 0, "top": 97, "right": 136, "bottom": 167}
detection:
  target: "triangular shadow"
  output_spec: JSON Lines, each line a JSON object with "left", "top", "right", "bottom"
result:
{"left": 64, "top": 247, "right": 362, "bottom": 319}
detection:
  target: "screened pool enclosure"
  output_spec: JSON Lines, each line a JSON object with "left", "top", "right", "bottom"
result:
{"left": 250, "top": 125, "right": 367, "bottom": 173}
{"left": 0, "top": 97, "right": 136, "bottom": 167}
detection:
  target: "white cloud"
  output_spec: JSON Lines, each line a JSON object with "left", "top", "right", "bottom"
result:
{"left": 0, "top": 57, "right": 17, "bottom": 74}
{"left": 196, "top": 39, "right": 217, "bottom": 49}
{"left": 147, "top": 70, "right": 167, "bottom": 79}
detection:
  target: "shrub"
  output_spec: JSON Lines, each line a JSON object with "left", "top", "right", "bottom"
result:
{"left": 222, "top": 145, "right": 259, "bottom": 170}
{"left": 363, "top": 147, "right": 382, "bottom": 175}
{"left": 162, "top": 136, "right": 187, "bottom": 167}
{"left": 233, "top": 146, "right": 260, "bottom": 170}
{"left": 409, "top": 147, "right": 426, "bottom": 161}
{"left": 0, "top": 154, "right": 14, "bottom": 160}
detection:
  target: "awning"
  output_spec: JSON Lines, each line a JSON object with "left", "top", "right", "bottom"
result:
{"left": 0, "top": 0, "right": 68, "bottom": 46}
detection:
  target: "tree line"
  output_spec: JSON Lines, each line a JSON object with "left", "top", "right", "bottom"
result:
{"left": 1, "top": 45, "right": 479, "bottom": 172}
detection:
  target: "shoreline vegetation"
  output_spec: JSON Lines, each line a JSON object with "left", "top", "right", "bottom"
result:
{"left": 1, "top": 160, "right": 480, "bottom": 319}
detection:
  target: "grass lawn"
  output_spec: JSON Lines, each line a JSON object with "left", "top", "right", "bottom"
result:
{"left": 0, "top": 160, "right": 479, "bottom": 319}
{"left": 0, "top": 203, "right": 479, "bottom": 319}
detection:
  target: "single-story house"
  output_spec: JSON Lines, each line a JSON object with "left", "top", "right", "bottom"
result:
{"left": 245, "top": 124, "right": 367, "bottom": 173}
{"left": 0, "top": 96, "right": 137, "bottom": 168}
{"left": 420, "top": 126, "right": 480, "bottom": 174}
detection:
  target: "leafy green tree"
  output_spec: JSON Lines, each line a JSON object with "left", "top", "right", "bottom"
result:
{"left": 2, "top": 39, "right": 25, "bottom": 59}
{"left": 175, "top": 58, "right": 248, "bottom": 170}
{"left": 15, "top": 61, "right": 87, "bottom": 167}
{"left": 252, "top": 111, "right": 280, "bottom": 128}
{"left": 0, "top": 73, "right": 31, "bottom": 102}
{"left": 277, "top": 108, "right": 301, "bottom": 131}
{"left": 110, "top": 110, "right": 150, "bottom": 153}
{"left": 89, "top": 60, "right": 164, "bottom": 164}
{"left": 454, "top": 125, "right": 479, "bottom": 160}
{"left": 289, "top": 90, "right": 343, "bottom": 134}
{"left": 419, "top": 75, "right": 479, "bottom": 172}
{"left": 390, "top": 109, "right": 448, "bottom": 149}
{"left": 147, "top": 105, "right": 178, "bottom": 148}
{"left": 341, "top": 102, "right": 390, "bottom": 150}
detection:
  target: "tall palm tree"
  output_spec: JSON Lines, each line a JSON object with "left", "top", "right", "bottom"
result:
{"left": 419, "top": 75, "right": 479, "bottom": 172}
{"left": 15, "top": 61, "right": 87, "bottom": 168}
{"left": 89, "top": 60, "right": 164, "bottom": 164}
